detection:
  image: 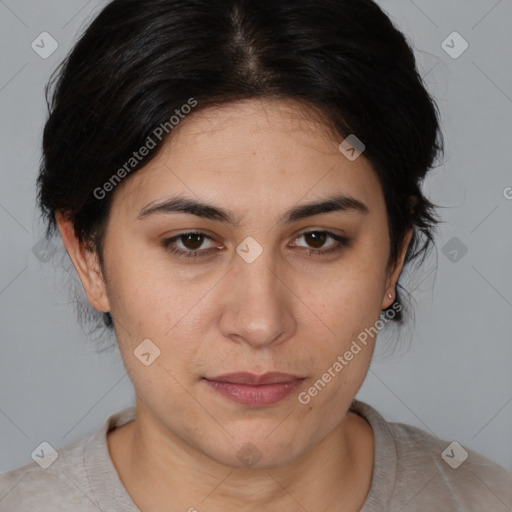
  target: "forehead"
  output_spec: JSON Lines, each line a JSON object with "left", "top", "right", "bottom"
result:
{"left": 109, "top": 98, "right": 383, "bottom": 220}
{"left": 172, "top": 98, "right": 339, "bottom": 143}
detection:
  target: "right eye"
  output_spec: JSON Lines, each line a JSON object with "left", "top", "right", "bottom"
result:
{"left": 161, "top": 232, "right": 220, "bottom": 260}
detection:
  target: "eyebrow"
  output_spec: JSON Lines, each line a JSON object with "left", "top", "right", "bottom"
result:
{"left": 137, "top": 193, "right": 369, "bottom": 225}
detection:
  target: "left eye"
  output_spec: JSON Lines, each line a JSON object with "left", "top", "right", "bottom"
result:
{"left": 291, "top": 230, "right": 350, "bottom": 255}
{"left": 162, "top": 230, "right": 350, "bottom": 260}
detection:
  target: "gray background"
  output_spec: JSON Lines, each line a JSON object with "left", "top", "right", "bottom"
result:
{"left": 1, "top": 0, "right": 511, "bottom": 475}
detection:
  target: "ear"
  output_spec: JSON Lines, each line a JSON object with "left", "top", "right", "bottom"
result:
{"left": 55, "top": 211, "right": 110, "bottom": 313}
{"left": 380, "top": 226, "right": 414, "bottom": 310}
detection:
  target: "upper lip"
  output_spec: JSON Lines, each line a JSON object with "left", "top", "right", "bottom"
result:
{"left": 205, "top": 372, "right": 304, "bottom": 385}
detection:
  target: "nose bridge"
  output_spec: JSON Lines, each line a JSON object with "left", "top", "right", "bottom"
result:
{"left": 220, "top": 241, "right": 293, "bottom": 347}
{"left": 234, "top": 233, "right": 280, "bottom": 292}
{"left": 235, "top": 243, "right": 283, "bottom": 313}
{"left": 238, "top": 253, "right": 279, "bottom": 300}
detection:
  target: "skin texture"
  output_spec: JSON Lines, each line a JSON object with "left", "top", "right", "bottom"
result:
{"left": 57, "top": 98, "right": 412, "bottom": 512}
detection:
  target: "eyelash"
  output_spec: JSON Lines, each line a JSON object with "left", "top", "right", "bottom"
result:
{"left": 161, "top": 230, "right": 351, "bottom": 260}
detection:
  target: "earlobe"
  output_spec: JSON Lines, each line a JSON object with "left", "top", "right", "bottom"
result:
{"left": 381, "top": 227, "right": 414, "bottom": 310}
{"left": 55, "top": 211, "right": 111, "bottom": 313}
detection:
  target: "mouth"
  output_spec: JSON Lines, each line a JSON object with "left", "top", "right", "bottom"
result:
{"left": 203, "top": 372, "right": 306, "bottom": 406}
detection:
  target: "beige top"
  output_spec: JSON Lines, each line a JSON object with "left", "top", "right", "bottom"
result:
{"left": 1, "top": 399, "right": 511, "bottom": 511}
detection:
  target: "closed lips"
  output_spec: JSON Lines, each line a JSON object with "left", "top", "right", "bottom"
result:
{"left": 204, "top": 372, "right": 305, "bottom": 385}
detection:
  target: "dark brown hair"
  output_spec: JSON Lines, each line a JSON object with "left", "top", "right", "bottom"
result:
{"left": 37, "top": 0, "right": 444, "bottom": 329}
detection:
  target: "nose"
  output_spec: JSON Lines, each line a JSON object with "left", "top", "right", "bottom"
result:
{"left": 218, "top": 247, "right": 296, "bottom": 349}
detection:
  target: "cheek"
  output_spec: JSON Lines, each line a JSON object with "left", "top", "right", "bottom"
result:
{"left": 296, "top": 240, "right": 388, "bottom": 389}
{"left": 104, "top": 256, "right": 213, "bottom": 383}
{"left": 306, "top": 253, "right": 388, "bottom": 334}
{"left": 104, "top": 247, "right": 191, "bottom": 339}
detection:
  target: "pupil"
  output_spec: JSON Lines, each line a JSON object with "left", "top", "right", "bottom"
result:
{"left": 183, "top": 233, "right": 203, "bottom": 250}
{"left": 306, "top": 232, "right": 326, "bottom": 249}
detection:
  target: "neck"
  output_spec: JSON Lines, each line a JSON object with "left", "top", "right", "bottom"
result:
{"left": 107, "top": 401, "right": 374, "bottom": 512}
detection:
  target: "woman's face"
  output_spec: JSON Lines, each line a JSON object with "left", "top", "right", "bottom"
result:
{"left": 71, "top": 99, "right": 408, "bottom": 468}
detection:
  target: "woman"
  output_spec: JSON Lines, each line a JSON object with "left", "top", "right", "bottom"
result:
{"left": 1, "top": 0, "right": 511, "bottom": 510}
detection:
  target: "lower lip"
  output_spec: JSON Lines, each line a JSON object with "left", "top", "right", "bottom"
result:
{"left": 204, "top": 379, "right": 304, "bottom": 406}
